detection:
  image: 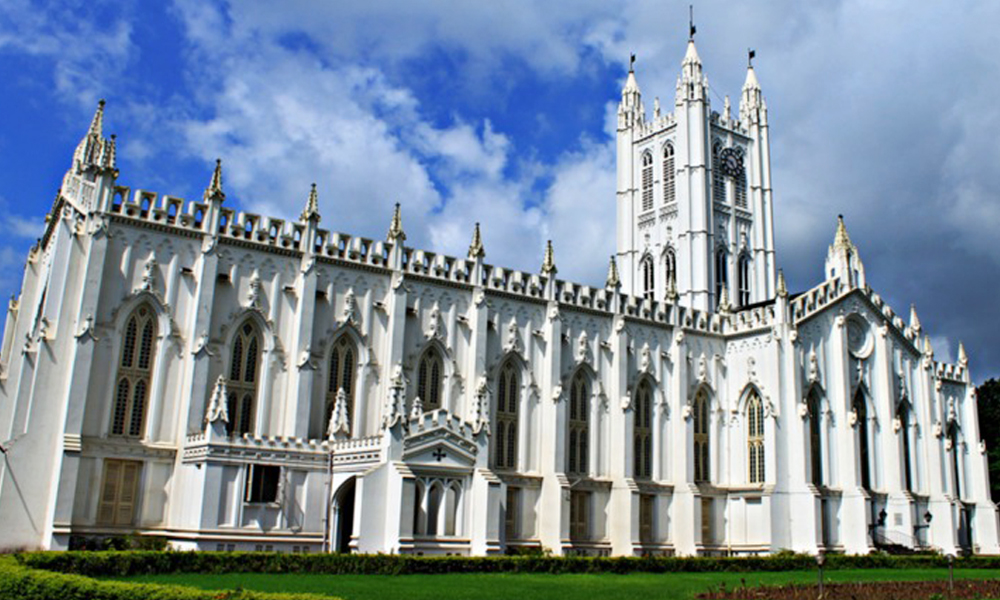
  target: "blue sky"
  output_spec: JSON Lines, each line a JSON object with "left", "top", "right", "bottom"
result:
{"left": 2, "top": 0, "right": 1000, "bottom": 382}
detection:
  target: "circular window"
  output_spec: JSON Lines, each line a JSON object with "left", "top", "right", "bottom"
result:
{"left": 845, "top": 314, "right": 873, "bottom": 359}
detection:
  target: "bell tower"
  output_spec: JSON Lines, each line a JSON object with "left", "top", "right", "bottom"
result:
{"left": 615, "top": 37, "right": 776, "bottom": 313}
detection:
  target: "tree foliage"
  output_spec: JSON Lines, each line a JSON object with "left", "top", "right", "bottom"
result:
{"left": 975, "top": 378, "right": 1000, "bottom": 503}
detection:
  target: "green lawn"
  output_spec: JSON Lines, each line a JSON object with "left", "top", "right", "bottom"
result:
{"left": 110, "top": 568, "right": 999, "bottom": 600}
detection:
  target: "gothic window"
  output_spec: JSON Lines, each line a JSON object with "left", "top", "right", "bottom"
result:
{"left": 569, "top": 490, "right": 590, "bottom": 541}
{"left": 663, "top": 143, "right": 676, "bottom": 204}
{"left": 641, "top": 255, "right": 655, "bottom": 302}
{"left": 715, "top": 248, "right": 728, "bottom": 307}
{"left": 413, "top": 482, "right": 425, "bottom": 535}
{"left": 633, "top": 380, "right": 653, "bottom": 479}
{"left": 948, "top": 422, "right": 962, "bottom": 498}
{"left": 567, "top": 371, "right": 590, "bottom": 476}
{"left": 495, "top": 360, "right": 519, "bottom": 470}
{"left": 426, "top": 483, "right": 442, "bottom": 536}
{"left": 227, "top": 320, "right": 262, "bottom": 437}
{"left": 738, "top": 254, "right": 751, "bottom": 306}
{"left": 898, "top": 401, "right": 913, "bottom": 492}
{"left": 444, "top": 483, "right": 461, "bottom": 536}
{"left": 641, "top": 151, "right": 654, "bottom": 212}
{"left": 413, "top": 478, "right": 462, "bottom": 538}
{"left": 747, "top": 391, "right": 765, "bottom": 484}
{"left": 853, "top": 389, "right": 871, "bottom": 490}
{"left": 417, "top": 347, "right": 444, "bottom": 411}
{"left": 808, "top": 389, "right": 823, "bottom": 486}
{"left": 734, "top": 149, "right": 747, "bottom": 208}
{"left": 664, "top": 248, "right": 677, "bottom": 294}
{"left": 325, "top": 336, "right": 358, "bottom": 435}
{"left": 97, "top": 459, "right": 141, "bottom": 526}
{"left": 111, "top": 304, "right": 156, "bottom": 437}
{"left": 712, "top": 141, "right": 726, "bottom": 204}
{"left": 693, "top": 389, "right": 710, "bottom": 483}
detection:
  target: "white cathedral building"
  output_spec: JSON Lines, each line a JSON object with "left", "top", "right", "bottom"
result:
{"left": 0, "top": 37, "right": 997, "bottom": 557}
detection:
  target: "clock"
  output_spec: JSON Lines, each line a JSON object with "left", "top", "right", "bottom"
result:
{"left": 719, "top": 147, "right": 743, "bottom": 178}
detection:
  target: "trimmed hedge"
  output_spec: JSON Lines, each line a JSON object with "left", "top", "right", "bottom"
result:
{"left": 0, "top": 556, "right": 337, "bottom": 600}
{"left": 16, "top": 551, "right": 1000, "bottom": 578}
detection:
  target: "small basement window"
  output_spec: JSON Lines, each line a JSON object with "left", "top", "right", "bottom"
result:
{"left": 244, "top": 465, "right": 281, "bottom": 504}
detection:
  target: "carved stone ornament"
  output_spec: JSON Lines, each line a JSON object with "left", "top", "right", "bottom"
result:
{"left": 474, "top": 288, "right": 486, "bottom": 307}
{"left": 410, "top": 396, "right": 424, "bottom": 419}
{"left": 639, "top": 343, "right": 652, "bottom": 373}
{"left": 192, "top": 331, "right": 215, "bottom": 357}
{"left": 892, "top": 417, "right": 902, "bottom": 433}
{"left": 807, "top": 350, "right": 820, "bottom": 384}
{"left": 343, "top": 289, "right": 359, "bottom": 326}
{"left": 382, "top": 364, "right": 407, "bottom": 430}
{"left": 682, "top": 404, "right": 692, "bottom": 420}
{"left": 798, "top": 402, "right": 809, "bottom": 419}
{"left": 551, "top": 384, "right": 563, "bottom": 403}
{"left": 328, "top": 389, "right": 351, "bottom": 440}
{"left": 247, "top": 272, "right": 262, "bottom": 308}
{"left": 205, "top": 376, "right": 229, "bottom": 425}
{"left": 848, "top": 408, "right": 859, "bottom": 428}
{"left": 75, "top": 314, "right": 99, "bottom": 342}
{"left": 576, "top": 331, "right": 592, "bottom": 365}
{"left": 697, "top": 353, "right": 708, "bottom": 384}
{"left": 426, "top": 304, "right": 445, "bottom": 340}
{"left": 933, "top": 421, "right": 943, "bottom": 438}
{"left": 470, "top": 376, "right": 490, "bottom": 434}
{"left": 140, "top": 257, "right": 157, "bottom": 292}
{"left": 503, "top": 320, "right": 523, "bottom": 355}
{"left": 980, "top": 440, "right": 988, "bottom": 455}
{"left": 621, "top": 388, "right": 632, "bottom": 411}
{"left": 944, "top": 437, "right": 953, "bottom": 452}
{"left": 947, "top": 396, "right": 957, "bottom": 423}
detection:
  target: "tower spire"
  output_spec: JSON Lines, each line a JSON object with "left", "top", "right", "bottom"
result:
{"left": 776, "top": 269, "right": 788, "bottom": 298}
{"left": 204, "top": 159, "right": 225, "bottom": 203}
{"left": 909, "top": 304, "right": 921, "bottom": 334}
{"left": 300, "top": 183, "right": 321, "bottom": 223}
{"left": 89, "top": 99, "right": 106, "bottom": 136}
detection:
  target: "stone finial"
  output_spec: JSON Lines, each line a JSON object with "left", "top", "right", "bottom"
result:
{"left": 909, "top": 304, "right": 921, "bottom": 333}
{"left": 776, "top": 269, "right": 788, "bottom": 298}
{"left": 205, "top": 375, "right": 229, "bottom": 425}
{"left": 327, "top": 388, "right": 351, "bottom": 440}
{"left": 540, "top": 240, "right": 557, "bottom": 276}
{"left": 958, "top": 341, "right": 968, "bottom": 366}
{"left": 204, "top": 159, "right": 225, "bottom": 203}
{"left": 468, "top": 222, "right": 485, "bottom": 259}
{"left": 300, "top": 183, "right": 321, "bottom": 223}
{"left": 387, "top": 203, "right": 406, "bottom": 242}
{"left": 923, "top": 335, "right": 934, "bottom": 358}
{"left": 666, "top": 271, "right": 678, "bottom": 302}
{"left": 410, "top": 396, "right": 424, "bottom": 420}
{"left": 718, "top": 285, "right": 732, "bottom": 314}
{"left": 605, "top": 255, "right": 620, "bottom": 288}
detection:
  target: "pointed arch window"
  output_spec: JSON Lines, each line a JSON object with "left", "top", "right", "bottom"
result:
{"left": 495, "top": 360, "right": 519, "bottom": 470}
{"left": 664, "top": 248, "right": 677, "bottom": 296}
{"left": 712, "top": 141, "right": 726, "bottom": 204}
{"left": 641, "top": 151, "right": 654, "bottom": 212}
{"left": 853, "top": 389, "right": 871, "bottom": 490}
{"left": 737, "top": 254, "right": 751, "bottom": 306}
{"left": 808, "top": 389, "right": 823, "bottom": 486}
{"left": 641, "top": 255, "right": 655, "bottom": 302}
{"left": 227, "top": 320, "right": 262, "bottom": 436}
{"left": 567, "top": 371, "right": 590, "bottom": 476}
{"left": 417, "top": 347, "right": 444, "bottom": 411}
{"left": 111, "top": 304, "right": 157, "bottom": 437}
{"left": 325, "top": 336, "right": 358, "bottom": 435}
{"left": 663, "top": 143, "right": 676, "bottom": 204}
{"left": 715, "top": 248, "right": 728, "bottom": 307}
{"left": 747, "top": 391, "right": 765, "bottom": 484}
{"left": 693, "top": 389, "right": 710, "bottom": 483}
{"left": 633, "top": 380, "right": 653, "bottom": 479}
{"left": 898, "top": 401, "right": 913, "bottom": 492}
{"left": 948, "top": 422, "right": 962, "bottom": 498}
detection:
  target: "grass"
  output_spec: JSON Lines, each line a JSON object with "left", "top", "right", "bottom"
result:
{"left": 108, "top": 568, "right": 1000, "bottom": 600}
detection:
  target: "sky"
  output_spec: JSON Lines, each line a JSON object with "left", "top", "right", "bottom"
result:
{"left": 1, "top": 0, "right": 999, "bottom": 382}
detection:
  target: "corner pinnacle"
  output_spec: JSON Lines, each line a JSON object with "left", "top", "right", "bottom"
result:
{"left": 300, "top": 183, "right": 321, "bottom": 223}
{"left": 606, "top": 255, "right": 620, "bottom": 288}
{"left": 387, "top": 203, "right": 406, "bottom": 242}
{"left": 204, "top": 159, "right": 225, "bottom": 203}
{"left": 468, "top": 222, "right": 485, "bottom": 259}
{"left": 540, "top": 240, "right": 556, "bottom": 276}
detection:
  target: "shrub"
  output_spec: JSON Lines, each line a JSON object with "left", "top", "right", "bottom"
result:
{"left": 0, "top": 555, "right": 336, "bottom": 600}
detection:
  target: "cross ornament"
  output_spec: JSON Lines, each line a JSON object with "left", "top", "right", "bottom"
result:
{"left": 432, "top": 448, "right": 446, "bottom": 462}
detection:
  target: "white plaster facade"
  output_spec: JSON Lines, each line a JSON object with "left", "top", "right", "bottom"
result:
{"left": 0, "top": 40, "right": 997, "bottom": 557}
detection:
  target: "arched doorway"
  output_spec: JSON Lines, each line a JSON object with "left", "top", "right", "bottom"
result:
{"left": 333, "top": 477, "right": 356, "bottom": 553}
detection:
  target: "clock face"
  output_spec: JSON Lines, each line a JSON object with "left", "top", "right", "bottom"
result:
{"left": 719, "top": 147, "right": 743, "bottom": 178}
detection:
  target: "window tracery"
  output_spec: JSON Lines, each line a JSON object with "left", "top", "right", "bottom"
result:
{"left": 227, "top": 320, "right": 262, "bottom": 436}
{"left": 111, "top": 304, "right": 156, "bottom": 438}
